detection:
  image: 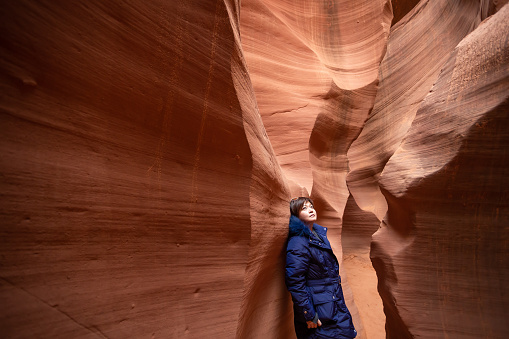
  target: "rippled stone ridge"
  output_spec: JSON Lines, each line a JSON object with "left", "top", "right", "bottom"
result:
{"left": 1, "top": 1, "right": 508, "bottom": 338}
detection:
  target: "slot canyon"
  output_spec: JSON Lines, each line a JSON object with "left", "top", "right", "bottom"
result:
{"left": 1, "top": 0, "right": 508, "bottom": 338}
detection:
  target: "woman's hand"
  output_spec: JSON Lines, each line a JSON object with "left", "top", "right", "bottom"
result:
{"left": 306, "top": 319, "right": 322, "bottom": 329}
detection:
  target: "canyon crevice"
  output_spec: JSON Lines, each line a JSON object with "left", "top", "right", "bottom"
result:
{"left": 1, "top": 1, "right": 508, "bottom": 338}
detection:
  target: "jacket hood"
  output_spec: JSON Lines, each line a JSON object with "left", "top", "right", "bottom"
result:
{"left": 288, "top": 215, "right": 313, "bottom": 237}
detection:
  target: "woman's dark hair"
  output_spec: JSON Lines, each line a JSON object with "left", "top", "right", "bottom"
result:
{"left": 290, "top": 197, "right": 314, "bottom": 217}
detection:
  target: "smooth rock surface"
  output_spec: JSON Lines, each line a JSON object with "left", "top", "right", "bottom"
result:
{"left": 0, "top": 1, "right": 289, "bottom": 338}
{"left": 342, "top": 195, "right": 385, "bottom": 339}
{"left": 347, "top": 0, "right": 495, "bottom": 221}
{"left": 240, "top": 0, "right": 392, "bottom": 337}
{"left": 376, "top": 5, "right": 509, "bottom": 337}
{"left": 1, "top": 0, "right": 508, "bottom": 338}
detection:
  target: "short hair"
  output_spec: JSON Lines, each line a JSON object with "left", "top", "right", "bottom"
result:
{"left": 290, "top": 197, "right": 314, "bottom": 217}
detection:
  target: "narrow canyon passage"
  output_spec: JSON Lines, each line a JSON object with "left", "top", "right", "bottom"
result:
{"left": 1, "top": 1, "right": 508, "bottom": 338}
{"left": 239, "top": 1, "right": 509, "bottom": 338}
{"left": 238, "top": 1, "right": 391, "bottom": 337}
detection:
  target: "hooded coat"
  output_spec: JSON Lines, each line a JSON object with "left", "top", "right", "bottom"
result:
{"left": 285, "top": 215, "right": 357, "bottom": 339}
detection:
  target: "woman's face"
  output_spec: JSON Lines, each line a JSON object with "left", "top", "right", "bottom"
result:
{"left": 299, "top": 201, "right": 317, "bottom": 225}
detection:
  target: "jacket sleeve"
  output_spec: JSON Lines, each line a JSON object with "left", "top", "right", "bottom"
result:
{"left": 285, "top": 238, "right": 316, "bottom": 322}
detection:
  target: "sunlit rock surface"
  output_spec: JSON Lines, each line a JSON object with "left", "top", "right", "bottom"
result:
{"left": 1, "top": 0, "right": 508, "bottom": 338}
{"left": 240, "top": 0, "right": 392, "bottom": 337}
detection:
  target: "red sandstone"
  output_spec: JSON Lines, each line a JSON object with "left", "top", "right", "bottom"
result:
{"left": 1, "top": 1, "right": 508, "bottom": 338}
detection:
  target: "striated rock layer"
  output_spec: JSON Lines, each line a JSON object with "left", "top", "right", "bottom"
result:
{"left": 240, "top": 0, "right": 392, "bottom": 193}
{"left": 0, "top": 0, "right": 290, "bottom": 338}
{"left": 347, "top": 0, "right": 496, "bottom": 222}
{"left": 240, "top": 0, "right": 392, "bottom": 337}
{"left": 1, "top": 0, "right": 509, "bottom": 338}
{"left": 377, "top": 5, "right": 509, "bottom": 337}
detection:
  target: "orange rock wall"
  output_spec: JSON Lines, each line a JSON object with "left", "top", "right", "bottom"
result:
{"left": 0, "top": 1, "right": 289, "bottom": 337}
{"left": 1, "top": 0, "right": 508, "bottom": 338}
{"left": 377, "top": 5, "right": 509, "bottom": 337}
{"left": 240, "top": 1, "right": 392, "bottom": 337}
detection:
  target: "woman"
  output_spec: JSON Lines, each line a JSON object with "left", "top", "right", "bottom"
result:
{"left": 285, "top": 197, "right": 357, "bottom": 339}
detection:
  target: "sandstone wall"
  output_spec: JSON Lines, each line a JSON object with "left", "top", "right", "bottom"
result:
{"left": 0, "top": 1, "right": 289, "bottom": 337}
{"left": 376, "top": 5, "right": 509, "bottom": 337}
{"left": 240, "top": 1, "right": 393, "bottom": 337}
{"left": 1, "top": 0, "right": 508, "bottom": 338}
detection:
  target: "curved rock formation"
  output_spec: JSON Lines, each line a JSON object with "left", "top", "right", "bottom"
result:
{"left": 1, "top": 0, "right": 508, "bottom": 338}
{"left": 258, "top": 0, "right": 392, "bottom": 90}
{"left": 240, "top": 0, "right": 392, "bottom": 337}
{"left": 347, "top": 0, "right": 496, "bottom": 222}
{"left": 0, "top": 1, "right": 289, "bottom": 337}
{"left": 307, "top": 81, "right": 380, "bottom": 339}
{"left": 376, "top": 5, "right": 509, "bottom": 337}
{"left": 240, "top": 0, "right": 392, "bottom": 192}
{"left": 341, "top": 194, "right": 385, "bottom": 338}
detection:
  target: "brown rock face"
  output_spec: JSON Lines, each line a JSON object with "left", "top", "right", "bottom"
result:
{"left": 0, "top": 1, "right": 288, "bottom": 337}
{"left": 240, "top": 0, "right": 392, "bottom": 337}
{"left": 1, "top": 1, "right": 508, "bottom": 339}
{"left": 377, "top": 5, "right": 509, "bottom": 337}
{"left": 347, "top": 0, "right": 495, "bottom": 222}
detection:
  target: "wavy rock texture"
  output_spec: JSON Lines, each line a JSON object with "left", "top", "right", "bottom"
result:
{"left": 390, "top": 0, "right": 420, "bottom": 25}
{"left": 376, "top": 5, "right": 509, "bottom": 338}
{"left": 240, "top": 0, "right": 392, "bottom": 338}
{"left": 0, "top": 0, "right": 290, "bottom": 338}
{"left": 240, "top": 0, "right": 391, "bottom": 192}
{"left": 1, "top": 0, "right": 509, "bottom": 339}
{"left": 347, "top": 0, "right": 495, "bottom": 222}
{"left": 345, "top": 0, "right": 509, "bottom": 338}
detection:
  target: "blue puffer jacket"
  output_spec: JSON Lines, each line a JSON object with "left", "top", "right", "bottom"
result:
{"left": 285, "top": 215, "right": 357, "bottom": 339}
